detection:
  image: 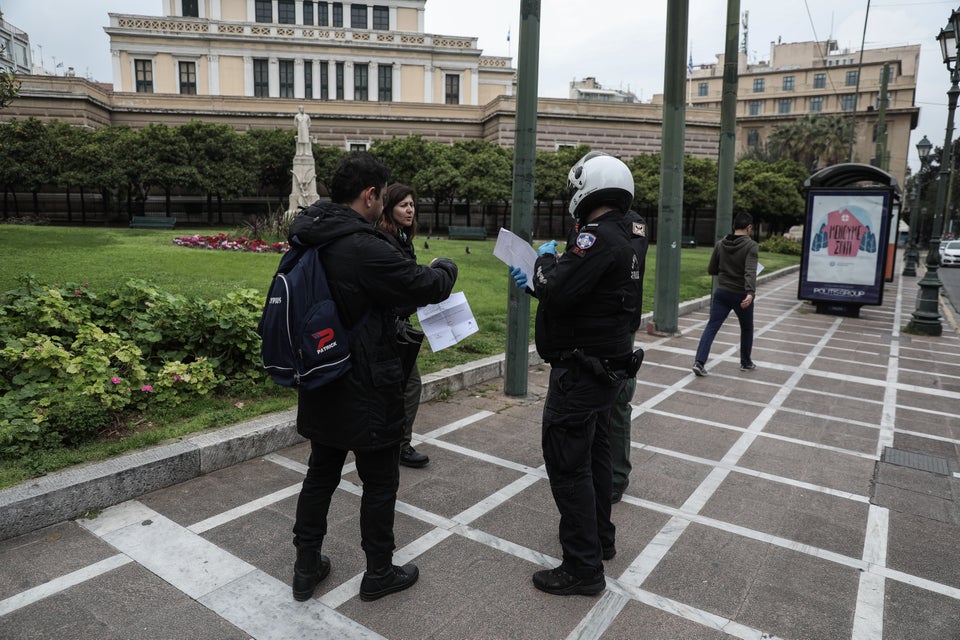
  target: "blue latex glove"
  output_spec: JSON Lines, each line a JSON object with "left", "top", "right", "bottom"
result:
{"left": 537, "top": 240, "right": 558, "bottom": 257}
{"left": 508, "top": 265, "right": 528, "bottom": 290}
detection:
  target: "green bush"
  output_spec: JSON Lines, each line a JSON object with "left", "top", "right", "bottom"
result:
{"left": 759, "top": 236, "right": 803, "bottom": 255}
{"left": 0, "top": 275, "right": 262, "bottom": 458}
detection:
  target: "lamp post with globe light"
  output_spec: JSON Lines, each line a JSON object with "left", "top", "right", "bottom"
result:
{"left": 903, "top": 135, "right": 933, "bottom": 276}
{"left": 908, "top": 13, "right": 960, "bottom": 336}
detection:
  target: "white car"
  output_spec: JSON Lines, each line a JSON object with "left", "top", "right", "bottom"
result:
{"left": 941, "top": 240, "right": 960, "bottom": 267}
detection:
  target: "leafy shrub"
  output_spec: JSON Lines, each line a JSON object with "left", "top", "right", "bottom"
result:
{"left": 0, "top": 275, "right": 263, "bottom": 458}
{"left": 759, "top": 236, "right": 803, "bottom": 255}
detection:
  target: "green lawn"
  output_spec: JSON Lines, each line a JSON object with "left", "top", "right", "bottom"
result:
{"left": 0, "top": 226, "right": 799, "bottom": 488}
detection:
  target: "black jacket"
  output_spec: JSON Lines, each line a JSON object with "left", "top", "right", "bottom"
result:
{"left": 532, "top": 210, "right": 640, "bottom": 362}
{"left": 288, "top": 202, "right": 457, "bottom": 450}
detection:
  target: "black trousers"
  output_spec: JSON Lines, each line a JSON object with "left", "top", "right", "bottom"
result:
{"left": 293, "top": 440, "right": 401, "bottom": 572}
{"left": 542, "top": 364, "right": 620, "bottom": 578}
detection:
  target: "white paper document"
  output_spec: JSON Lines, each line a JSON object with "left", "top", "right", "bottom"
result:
{"left": 416, "top": 291, "right": 479, "bottom": 352}
{"left": 492, "top": 227, "right": 538, "bottom": 292}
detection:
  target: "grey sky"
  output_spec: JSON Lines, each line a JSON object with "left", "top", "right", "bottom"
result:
{"left": 4, "top": 0, "right": 955, "bottom": 173}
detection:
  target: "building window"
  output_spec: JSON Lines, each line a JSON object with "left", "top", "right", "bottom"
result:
{"left": 303, "top": 1, "right": 314, "bottom": 25}
{"left": 445, "top": 74, "right": 460, "bottom": 104}
{"left": 748, "top": 100, "right": 761, "bottom": 116}
{"left": 372, "top": 5, "right": 389, "bottom": 30}
{"left": 320, "top": 61, "right": 329, "bottom": 99}
{"left": 841, "top": 94, "right": 856, "bottom": 111}
{"left": 348, "top": 141, "right": 369, "bottom": 152}
{"left": 747, "top": 129, "right": 759, "bottom": 147}
{"left": 845, "top": 70, "right": 859, "bottom": 86}
{"left": 880, "top": 66, "right": 894, "bottom": 84}
{"left": 778, "top": 98, "right": 792, "bottom": 114}
{"left": 697, "top": 82, "right": 708, "bottom": 97}
{"left": 782, "top": 75, "right": 794, "bottom": 91}
{"left": 318, "top": 2, "right": 328, "bottom": 26}
{"left": 179, "top": 61, "right": 197, "bottom": 95}
{"left": 351, "top": 4, "right": 368, "bottom": 28}
{"left": 753, "top": 78, "right": 765, "bottom": 93}
{"left": 253, "top": 58, "right": 269, "bottom": 97}
{"left": 335, "top": 62, "right": 344, "bottom": 99}
{"left": 182, "top": 0, "right": 199, "bottom": 17}
{"left": 332, "top": 3, "right": 343, "bottom": 27}
{"left": 279, "top": 60, "right": 295, "bottom": 98}
{"left": 278, "top": 0, "right": 295, "bottom": 24}
{"left": 354, "top": 63, "right": 369, "bottom": 100}
{"left": 304, "top": 60, "right": 313, "bottom": 99}
{"left": 378, "top": 64, "right": 392, "bottom": 101}
{"left": 255, "top": 0, "right": 272, "bottom": 23}
{"left": 813, "top": 72, "right": 826, "bottom": 89}
{"left": 810, "top": 96, "right": 823, "bottom": 112}
{"left": 134, "top": 59, "right": 154, "bottom": 93}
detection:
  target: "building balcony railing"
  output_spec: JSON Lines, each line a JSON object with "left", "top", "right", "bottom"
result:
{"left": 109, "top": 14, "right": 479, "bottom": 51}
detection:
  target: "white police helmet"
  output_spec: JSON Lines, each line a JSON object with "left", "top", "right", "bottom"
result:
{"left": 567, "top": 152, "right": 635, "bottom": 221}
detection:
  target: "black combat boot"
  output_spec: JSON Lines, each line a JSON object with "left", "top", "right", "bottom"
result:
{"left": 292, "top": 547, "right": 331, "bottom": 601}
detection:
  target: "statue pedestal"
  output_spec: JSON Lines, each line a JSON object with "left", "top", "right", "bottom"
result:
{"left": 288, "top": 154, "right": 319, "bottom": 219}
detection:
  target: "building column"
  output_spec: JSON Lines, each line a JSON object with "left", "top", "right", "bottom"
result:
{"left": 208, "top": 54, "right": 220, "bottom": 95}
{"left": 243, "top": 56, "right": 253, "bottom": 96}
{"left": 295, "top": 0, "right": 303, "bottom": 24}
{"left": 424, "top": 64, "right": 433, "bottom": 103}
{"left": 112, "top": 50, "right": 123, "bottom": 91}
{"left": 247, "top": 0, "right": 255, "bottom": 21}
{"left": 272, "top": 0, "right": 279, "bottom": 23}
{"left": 269, "top": 57, "right": 279, "bottom": 97}
{"left": 370, "top": 64, "right": 379, "bottom": 102}
{"left": 470, "top": 67, "right": 479, "bottom": 105}
{"left": 392, "top": 63, "right": 400, "bottom": 102}
{"left": 345, "top": 60, "right": 355, "bottom": 100}
{"left": 389, "top": 6, "right": 397, "bottom": 30}
{"left": 294, "top": 58, "right": 305, "bottom": 98}
{"left": 417, "top": 6, "right": 424, "bottom": 31}
{"left": 312, "top": 58, "right": 321, "bottom": 99}
{"left": 210, "top": 0, "right": 220, "bottom": 20}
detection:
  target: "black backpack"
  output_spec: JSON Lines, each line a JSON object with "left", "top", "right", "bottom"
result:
{"left": 257, "top": 242, "right": 354, "bottom": 390}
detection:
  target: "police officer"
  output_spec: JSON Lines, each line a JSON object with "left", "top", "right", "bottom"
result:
{"left": 610, "top": 210, "right": 648, "bottom": 503}
{"left": 509, "top": 152, "right": 643, "bottom": 596}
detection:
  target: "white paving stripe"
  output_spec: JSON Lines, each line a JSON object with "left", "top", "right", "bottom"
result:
{"left": 189, "top": 483, "right": 302, "bottom": 534}
{"left": 0, "top": 554, "right": 132, "bottom": 616}
{"left": 83, "top": 501, "right": 384, "bottom": 639}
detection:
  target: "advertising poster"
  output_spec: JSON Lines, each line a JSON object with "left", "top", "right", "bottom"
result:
{"left": 799, "top": 189, "right": 891, "bottom": 306}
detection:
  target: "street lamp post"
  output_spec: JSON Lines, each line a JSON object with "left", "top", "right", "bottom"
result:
{"left": 908, "top": 13, "right": 960, "bottom": 336}
{"left": 903, "top": 135, "right": 933, "bottom": 276}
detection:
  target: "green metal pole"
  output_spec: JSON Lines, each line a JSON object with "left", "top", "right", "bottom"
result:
{"left": 714, "top": 0, "right": 740, "bottom": 244}
{"left": 504, "top": 0, "right": 540, "bottom": 396}
{"left": 652, "top": 0, "right": 690, "bottom": 335}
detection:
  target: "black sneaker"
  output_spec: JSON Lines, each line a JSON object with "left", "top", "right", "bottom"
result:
{"left": 740, "top": 362, "right": 757, "bottom": 371}
{"left": 292, "top": 551, "right": 331, "bottom": 601}
{"left": 692, "top": 362, "right": 708, "bottom": 377}
{"left": 602, "top": 545, "right": 616, "bottom": 561}
{"left": 359, "top": 564, "right": 419, "bottom": 601}
{"left": 400, "top": 445, "right": 429, "bottom": 468}
{"left": 532, "top": 567, "right": 605, "bottom": 596}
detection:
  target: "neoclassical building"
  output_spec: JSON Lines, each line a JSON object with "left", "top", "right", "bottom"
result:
{"left": 689, "top": 39, "right": 920, "bottom": 185}
{"left": 106, "top": 0, "right": 514, "bottom": 106}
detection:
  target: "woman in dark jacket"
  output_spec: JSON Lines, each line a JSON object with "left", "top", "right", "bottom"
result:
{"left": 377, "top": 183, "right": 430, "bottom": 468}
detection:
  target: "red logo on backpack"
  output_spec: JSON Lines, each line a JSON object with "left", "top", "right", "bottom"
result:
{"left": 313, "top": 328, "right": 336, "bottom": 353}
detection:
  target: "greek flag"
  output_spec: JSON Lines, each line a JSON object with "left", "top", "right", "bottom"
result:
{"left": 687, "top": 54, "right": 693, "bottom": 76}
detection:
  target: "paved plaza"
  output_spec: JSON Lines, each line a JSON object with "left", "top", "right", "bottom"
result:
{"left": 2, "top": 265, "right": 960, "bottom": 639}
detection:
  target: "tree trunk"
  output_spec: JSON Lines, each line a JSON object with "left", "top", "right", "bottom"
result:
{"left": 217, "top": 194, "right": 223, "bottom": 224}
{"left": 66, "top": 187, "right": 73, "bottom": 223}
{"left": 80, "top": 186, "right": 86, "bottom": 224}
{"left": 165, "top": 189, "right": 172, "bottom": 217}
{"left": 32, "top": 190, "right": 40, "bottom": 216}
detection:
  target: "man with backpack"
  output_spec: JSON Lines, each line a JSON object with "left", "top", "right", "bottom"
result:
{"left": 285, "top": 152, "right": 458, "bottom": 603}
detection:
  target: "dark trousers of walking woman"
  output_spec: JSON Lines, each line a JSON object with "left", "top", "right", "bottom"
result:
{"left": 695, "top": 287, "right": 754, "bottom": 367}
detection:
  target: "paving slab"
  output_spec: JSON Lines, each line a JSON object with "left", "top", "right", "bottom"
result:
{"left": 2, "top": 264, "right": 960, "bottom": 639}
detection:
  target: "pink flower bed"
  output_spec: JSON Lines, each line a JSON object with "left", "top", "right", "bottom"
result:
{"left": 173, "top": 233, "right": 289, "bottom": 253}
